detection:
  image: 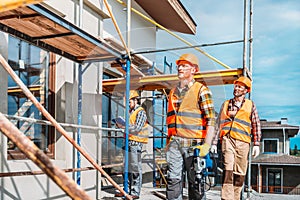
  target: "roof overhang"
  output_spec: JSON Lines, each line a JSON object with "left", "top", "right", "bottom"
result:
{"left": 0, "top": 4, "right": 122, "bottom": 63}
{"left": 251, "top": 163, "right": 300, "bottom": 166}
{"left": 135, "top": 0, "right": 197, "bottom": 34}
{"left": 103, "top": 68, "right": 243, "bottom": 93}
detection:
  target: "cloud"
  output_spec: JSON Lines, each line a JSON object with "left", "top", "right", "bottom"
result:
{"left": 254, "top": 55, "right": 289, "bottom": 72}
{"left": 254, "top": 1, "right": 300, "bottom": 32}
{"left": 157, "top": 0, "right": 300, "bottom": 108}
{"left": 279, "top": 11, "right": 300, "bottom": 27}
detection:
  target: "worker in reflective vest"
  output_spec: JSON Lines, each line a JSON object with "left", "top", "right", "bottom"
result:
{"left": 213, "top": 76, "right": 261, "bottom": 200}
{"left": 115, "top": 90, "right": 148, "bottom": 199}
{"left": 129, "top": 106, "right": 149, "bottom": 144}
{"left": 166, "top": 53, "right": 216, "bottom": 200}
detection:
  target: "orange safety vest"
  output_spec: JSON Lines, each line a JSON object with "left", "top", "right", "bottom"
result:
{"left": 219, "top": 99, "right": 253, "bottom": 143}
{"left": 129, "top": 107, "right": 149, "bottom": 143}
{"left": 166, "top": 82, "right": 207, "bottom": 139}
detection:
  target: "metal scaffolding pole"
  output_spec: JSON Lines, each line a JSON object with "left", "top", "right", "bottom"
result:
{"left": 247, "top": 0, "right": 254, "bottom": 199}
{"left": 76, "top": 0, "right": 84, "bottom": 186}
{"left": 124, "top": 58, "right": 131, "bottom": 193}
{"left": 243, "top": 0, "right": 248, "bottom": 76}
{"left": 77, "top": 64, "right": 83, "bottom": 185}
{"left": 122, "top": 0, "right": 132, "bottom": 194}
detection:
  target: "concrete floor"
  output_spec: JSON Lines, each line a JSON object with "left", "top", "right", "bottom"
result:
{"left": 100, "top": 182, "right": 300, "bottom": 200}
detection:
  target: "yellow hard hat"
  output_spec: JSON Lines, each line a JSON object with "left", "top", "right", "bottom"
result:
{"left": 234, "top": 76, "right": 252, "bottom": 92}
{"left": 176, "top": 53, "right": 199, "bottom": 72}
{"left": 129, "top": 90, "right": 139, "bottom": 99}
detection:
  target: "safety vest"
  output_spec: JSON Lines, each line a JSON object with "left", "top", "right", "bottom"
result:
{"left": 166, "top": 82, "right": 207, "bottom": 139}
{"left": 219, "top": 99, "right": 253, "bottom": 143}
{"left": 129, "top": 107, "right": 149, "bottom": 143}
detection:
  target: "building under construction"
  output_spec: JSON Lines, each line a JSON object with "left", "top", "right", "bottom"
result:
{"left": 0, "top": 0, "right": 254, "bottom": 199}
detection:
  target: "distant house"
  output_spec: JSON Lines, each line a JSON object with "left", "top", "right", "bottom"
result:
{"left": 251, "top": 118, "right": 300, "bottom": 194}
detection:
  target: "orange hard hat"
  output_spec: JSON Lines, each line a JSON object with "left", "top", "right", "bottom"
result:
{"left": 234, "top": 76, "right": 252, "bottom": 92}
{"left": 129, "top": 90, "right": 139, "bottom": 99}
{"left": 176, "top": 53, "right": 199, "bottom": 72}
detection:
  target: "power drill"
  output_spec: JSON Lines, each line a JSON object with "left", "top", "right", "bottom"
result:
{"left": 193, "top": 148, "right": 218, "bottom": 198}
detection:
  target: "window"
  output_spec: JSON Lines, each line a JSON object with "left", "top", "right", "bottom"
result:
{"left": 263, "top": 138, "right": 279, "bottom": 154}
{"left": 267, "top": 168, "right": 282, "bottom": 193}
{"left": 7, "top": 36, "right": 55, "bottom": 159}
{"left": 101, "top": 74, "right": 125, "bottom": 165}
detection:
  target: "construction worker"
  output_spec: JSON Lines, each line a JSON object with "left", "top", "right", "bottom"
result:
{"left": 115, "top": 90, "right": 148, "bottom": 199}
{"left": 166, "top": 53, "right": 216, "bottom": 200}
{"left": 214, "top": 76, "right": 261, "bottom": 200}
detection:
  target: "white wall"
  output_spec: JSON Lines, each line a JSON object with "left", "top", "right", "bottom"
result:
{"left": 0, "top": 1, "right": 105, "bottom": 199}
{"left": 104, "top": 0, "right": 156, "bottom": 61}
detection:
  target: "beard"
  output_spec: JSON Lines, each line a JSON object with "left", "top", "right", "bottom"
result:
{"left": 233, "top": 90, "right": 246, "bottom": 98}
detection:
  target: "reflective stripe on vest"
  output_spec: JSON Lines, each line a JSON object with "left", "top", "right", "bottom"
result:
{"left": 167, "top": 82, "right": 207, "bottom": 139}
{"left": 129, "top": 107, "right": 149, "bottom": 143}
{"left": 219, "top": 99, "right": 252, "bottom": 143}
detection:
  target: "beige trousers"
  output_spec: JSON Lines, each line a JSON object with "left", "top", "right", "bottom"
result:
{"left": 221, "top": 134, "right": 250, "bottom": 200}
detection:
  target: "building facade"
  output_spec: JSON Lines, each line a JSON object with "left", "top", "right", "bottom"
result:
{"left": 251, "top": 118, "right": 300, "bottom": 194}
{"left": 0, "top": 0, "right": 196, "bottom": 199}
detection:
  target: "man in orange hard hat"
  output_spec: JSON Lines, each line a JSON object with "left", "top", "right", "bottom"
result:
{"left": 166, "top": 53, "right": 216, "bottom": 199}
{"left": 114, "top": 90, "right": 148, "bottom": 199}
{"left": 213, "top": 76, "right": 261, "bottom": 200}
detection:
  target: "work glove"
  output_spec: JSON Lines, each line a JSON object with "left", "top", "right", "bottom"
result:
{"left": 210, "top": 144, "right": 217, "bottom": 154}
{"left": 194, "top": 143, "right": 211, "bottom": 157}
{"left": 252, "top": 146, "right": 260, "bottom": 158}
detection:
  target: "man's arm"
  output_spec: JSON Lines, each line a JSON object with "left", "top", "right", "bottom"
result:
{"left": 204, "top": 125, "right": 215, "bottom": 145}
{"left": 128, "top": 108, "right": 147, "bottom": 135}
{"left": 195, "top": 125, "right": 215, "bottom": 157}
{"left": 196, "top": 86, "right": 216, "bottom": 156}
{"left": 199, "top": 86, "right": 216, "bottom": 144}
{"left": 251, "top": 102, "right": 261, "bottom": 146}
{"left": 251, "top": 102, "right": 261, "bottom": 158}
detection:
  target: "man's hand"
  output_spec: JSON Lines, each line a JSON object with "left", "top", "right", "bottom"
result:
{"left": 210, "top": 144, "right": 217, "bottom": 154}
{"left": 194, "top": 143, "right": 211, "bottom": 157}
{"left": 116, "top": 123, "right": 125, "bottom": 129}
{"left": 252, "top": 146, "right": 260, "bottom": 158}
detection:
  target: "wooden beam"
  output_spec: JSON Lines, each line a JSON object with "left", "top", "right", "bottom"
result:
{"left": 103, "top": 68, "right": 243, "bottom": 93}
{"left": 0, "top": 113, "right": 92, "bottom": 200}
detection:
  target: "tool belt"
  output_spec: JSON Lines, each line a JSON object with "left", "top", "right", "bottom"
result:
{"left": 170, "top": 136, "right": 204, "bottom": 148}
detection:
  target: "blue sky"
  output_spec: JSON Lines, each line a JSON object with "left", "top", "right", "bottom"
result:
{"left": 155, "top": 0, "right": 300, "bottom": 143}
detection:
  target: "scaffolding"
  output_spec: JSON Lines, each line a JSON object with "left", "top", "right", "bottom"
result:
{"left": 0, "top": 0, "right": 254, "bottom": 199}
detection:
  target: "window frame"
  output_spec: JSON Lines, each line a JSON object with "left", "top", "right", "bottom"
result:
{"left": 262, "top": 138, "right": 279, "bottom": 154}
{"left": 7, "top": 36, "right": 56, "bottom": 160}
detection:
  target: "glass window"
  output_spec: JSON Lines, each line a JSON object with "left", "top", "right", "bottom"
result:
{"left": 263, "top": 139, "right": 278, "bottom": 154}
{"left": 7, "top": 36, "right": 55, "bottom": 159}
{"left": 101, "top": 74, "right": 124, "bottom": 165}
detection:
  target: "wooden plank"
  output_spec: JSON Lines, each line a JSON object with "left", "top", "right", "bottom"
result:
{"left": 103, "top": 68, "right": 243, "bottom": 93}
{"left": 0, "top": 113, "right": 92, "bottom": 200}
{"left": 0, "top": 6, "right": 121, "bottom": 62}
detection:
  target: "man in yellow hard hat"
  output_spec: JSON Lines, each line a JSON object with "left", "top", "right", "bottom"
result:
{"left": 166, "top": 53, "right": 216, "bottom": 199}
{"left": 213, "top": 76, "right": 261, "bottom": 200}
{"left": 115, "top": 90, "right": 148, "bottom": 199}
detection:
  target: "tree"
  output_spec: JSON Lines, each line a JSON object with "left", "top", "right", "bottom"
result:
{"left": 294, "top": 144, "right": 298, "bottom": 155}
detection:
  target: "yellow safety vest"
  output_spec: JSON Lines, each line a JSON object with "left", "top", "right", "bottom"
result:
{"left": 219, "top": 99, "right": 253, "bottom": 143}
{"left": 167, "top": 82, "right": 207, "bottom": 139}
{"left": 129, "top": 107, "right": 149, "bottom": 143}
